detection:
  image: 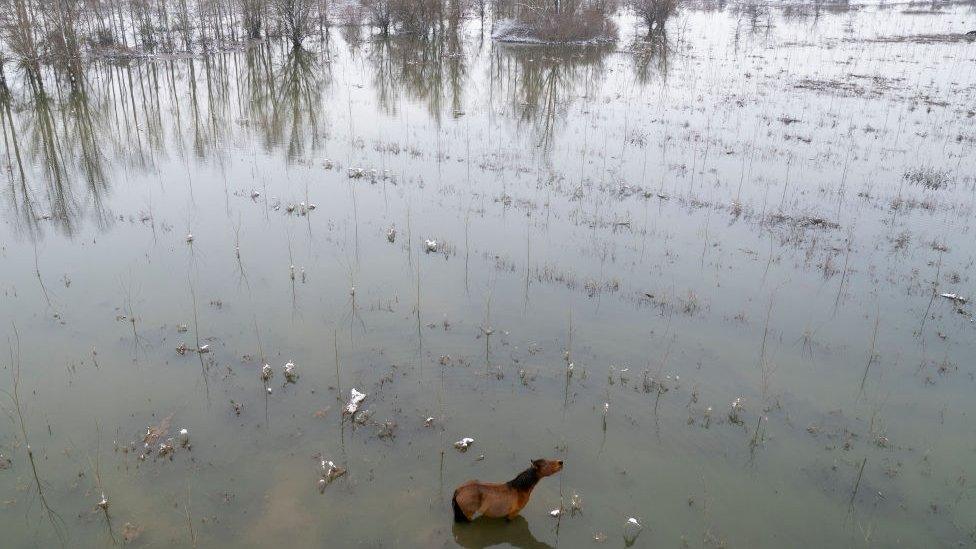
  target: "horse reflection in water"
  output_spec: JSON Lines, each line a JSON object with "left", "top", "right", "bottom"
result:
{"left": 452, "top": 515, "right": 554, "bottom": 549}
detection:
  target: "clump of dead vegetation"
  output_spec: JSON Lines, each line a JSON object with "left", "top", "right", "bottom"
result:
{"left": 764, "top": 212, "right": 839, "bottom": 230}
{"left": 903, "top": 166, "right": 952, "bottom": 190}
{"left": 795, "top": 78, "right": 873, "bottom": 98}
{"left": 637, "top": 289, "right": 703, "bottom": 316}
{"left": 851, "top": 32, "right": 976, "bottom": 45}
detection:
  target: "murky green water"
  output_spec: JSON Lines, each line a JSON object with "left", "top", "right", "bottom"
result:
{"left": 2, "top": 4, "right": 976, "bottom": 547}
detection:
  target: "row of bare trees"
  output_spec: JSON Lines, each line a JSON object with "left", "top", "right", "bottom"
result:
{"left": 0, "top": 0, "right": 679, "bottom": 76}
{"left": 0, "top": 0, "right": 330, "bottom": 65}
{"left": 491, "top": 0, "right": 676, "bottom": 42}
{"left": 363, "top": 0, "right": 466, "bottom": 36}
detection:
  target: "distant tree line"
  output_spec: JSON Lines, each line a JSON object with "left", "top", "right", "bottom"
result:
{"left": 0, "top": 0, "right": 678, "bottom": 76}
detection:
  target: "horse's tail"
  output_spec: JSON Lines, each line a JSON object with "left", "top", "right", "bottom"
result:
{"left": 452, "top": 491, "right": 470, "bottom": 523}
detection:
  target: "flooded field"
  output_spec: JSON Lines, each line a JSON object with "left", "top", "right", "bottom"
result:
{"left": 2, "top": 2, "right": 976, "bottom": 547}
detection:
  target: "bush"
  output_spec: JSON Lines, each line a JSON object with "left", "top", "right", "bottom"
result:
{"left": 493, "top": 1, "right": 617, "bottom": 44}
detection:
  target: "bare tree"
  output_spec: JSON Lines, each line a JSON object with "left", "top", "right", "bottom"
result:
{"left": 240, "top": 0, "right": 265, "bottom": 38}
{"left": 631, "top": 0, "right": 678, "bottom": 37}
{"left": 363, "top": 0, "right": 393, "bottom": 35}
{"left": 272, "top": 0, "right": 315, "bottom": 46}
{"left": 3, "top": 0, "right": 42, "bottom": 71}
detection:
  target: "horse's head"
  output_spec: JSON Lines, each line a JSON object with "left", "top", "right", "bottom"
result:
{"left": 531, "top": 458, "right": 564, "bottom": 477}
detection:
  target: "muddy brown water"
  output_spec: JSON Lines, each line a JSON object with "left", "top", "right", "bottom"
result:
{"left": 1, "top": 4, "right": 975, "bottom": 548}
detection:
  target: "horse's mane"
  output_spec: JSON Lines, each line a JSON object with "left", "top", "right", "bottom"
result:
{"left": 506, "top": 466, "right": 540, "bottom": 491}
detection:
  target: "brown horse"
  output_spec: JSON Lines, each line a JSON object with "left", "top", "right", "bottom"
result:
{"left": 452, "top": 459, "right": 563, "bottom": 522}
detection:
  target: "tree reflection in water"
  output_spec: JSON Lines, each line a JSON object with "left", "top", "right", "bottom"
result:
{"left": 0, "top": 30, "right": 672, "bottom": 239}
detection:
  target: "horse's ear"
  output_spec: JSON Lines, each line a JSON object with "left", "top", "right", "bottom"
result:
{"left": 531, "top": 459, "right": 544, "bottom": 469}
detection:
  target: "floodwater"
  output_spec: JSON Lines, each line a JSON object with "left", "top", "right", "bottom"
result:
{"left": 2, "top": 3, "right": 975, "bottom": 547}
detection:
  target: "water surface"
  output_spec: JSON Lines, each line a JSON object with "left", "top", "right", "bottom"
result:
{"left": 2, "top": 4, "right": 976, "bottom": 547}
